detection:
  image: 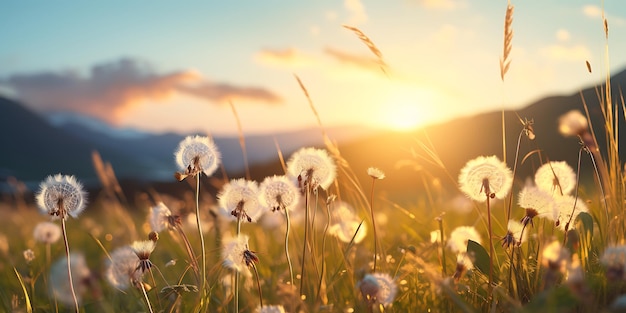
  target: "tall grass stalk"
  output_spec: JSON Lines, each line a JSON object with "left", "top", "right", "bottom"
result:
{"left": 139, "top": 281, "right": 155, "bottom": 313}
{"left": 369, "top": 176, "right": 380, "bottom": 271}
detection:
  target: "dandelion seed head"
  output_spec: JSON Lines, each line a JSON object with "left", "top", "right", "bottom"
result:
{"left": 174, "top": 135, "right": 221, "bottom": 177}
{"left": 35, "top": 174, "right": 87, "bottom": 219}
{"left": 149, "top": 202, "right": 173, "bottom": 233}
{"left": 329, "top": 201, "right": 367, "bottom": 243}
{"left": 33, "top": 221, "right": 61, "bottom": 244}
{"left": 218, "top": 178, "right": 262, "bottom": 223}
{"left": 553, "top": 195, "right": 588, "bottom": 231}
{"left": 447, "top": 226, "right": 481, "bottom": 254}
{"left": 259, "top": 175, "right": 300, "bottom": 212}
{"left": 130, "top": 240, "right": 156, "bottom": 260}
{"left": 535, "top": 161, "right": 577, "bottom": 196}
{"left": 222, "top": 234, "right": 254, "bottom": 273}
{"left": 23, "top": 249, "right": 35, "bottom": 263}
{"left": 559, "top": 110, "right": 588, "bottom": 137}
{"left": 367, "top": 167, "right": 385, "bottom": 180}
{"left": 287, "top": 147, "right": 336, "bottom": 191}
{"left": 105, "top": 246, "right": 143, "bottom": 290}
{"left": 502, "top": 219, "right": 526, "bottom": 248}
{"left": 458, "top": 156, "right": 512, "bottom": 202}
{"left": 358, "top": 273, "right": 397, "bottom": 307}
{"left": 600, "top": 245, "right": 626, "bottom": 281}
{"left": 50, "top": 253, "right": 90, "bottom": 305}
{"left": 518, "top": 186, "right": 557, "bottom": 222}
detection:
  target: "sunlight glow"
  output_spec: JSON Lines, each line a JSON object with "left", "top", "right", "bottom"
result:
{"left": 381, "top": 85, "right": 436, "bottom": 131}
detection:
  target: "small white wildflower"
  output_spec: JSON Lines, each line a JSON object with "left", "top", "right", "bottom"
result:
{"left": 367, "top": 167, "right": 385, "bottom": 180}
{"left": 23, "top": 249, "right": 35, "bottom": 263}
{"left": 458, "top": 155, "right": 513, "bottom": 202}
{"left": 33, "top": 221, "right": 62, "bottom": 244}
{"left": 35, "top": 174, "right": 87, "bottom": 219}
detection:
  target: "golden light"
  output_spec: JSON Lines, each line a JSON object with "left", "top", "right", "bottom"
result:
{"left": 381, "top": 85, "right": 436, "bottom": 131}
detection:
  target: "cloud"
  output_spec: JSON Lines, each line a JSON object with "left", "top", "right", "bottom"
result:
{"left": 255, "top": 48, "right": 317, "bottom": 68}
{"left": 179, "top": 83, "right": 281, "bottom": 104}
{"left": 323, "top": 47, "right": 381, "bottom": 71}
{"left": 344, "top": 0, "right": 367, "bottom": 25}
{"left": 582, "top": 4, "right": 625, "bottom": 26}
{"left": 556, "top": 29, "right": 570, "bottom": 42}
{"left": 1, "top": 58, "right": 281, "bottom": 124}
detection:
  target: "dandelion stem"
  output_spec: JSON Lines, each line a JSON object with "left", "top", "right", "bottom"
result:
{"left": 234, "top": 216, "right": 242, "bottom": 313}
{"left": 140, "top": 279, "right": 155, "bottom": 313}
{"left": 437, "top": 217, "right": 446, "bottom": 277}
{"left": 300, "top": 185, "right": 311, "bottom": 299}
{"left": 194, "top": 175, "right": 207, "bottom": 307}
{"left": 507, "top": 130, "right": 525, "bottom": 222}
{"left": 486, "top": 194, "right": 494, "bottom": 300}
{"left": 61, "top": 218, "right": 80, "bottom": 313}
{"left": 315, "top": 199, "right": 331, "bottom": 305}
{"left": 369, "top": 178, "right": 379, "bottom": 271}
{"left": 251, "top": 263, "right": 263, "bottom": 308}
{"left": 284, "top": 207, "right": 295, "bottom": 287}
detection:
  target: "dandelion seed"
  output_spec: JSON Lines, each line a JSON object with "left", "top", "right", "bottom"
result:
{"left": 35, "top": 174, "right": 87, "bottom": 219}
{"left": 23, "top": 249, "right": 35, "bottom": 263}
{"left": 287, "top": 147, "right": 336, "bottom": 192}
{"left": 174, "top": 135, "right": 221, "bottom": 180}
{"left": 222, "top": 234, "right": 258, "bottom": 273}
{"left": 105, "top": 246, "right": 143, "bottom": 290}
{"left": 367, "top": 167, "right": 385, "bottom": 180}
{"left": 259, "top": 175, "right": 300, "bottom": 212}
{"left": 49, "top": 253, "right": 90, "bottom": 306}
{"left": 600, "top": 245, "right": 626, "bottom": 281}
{"left": 458, "top": 156, "right": 512, "bottom": 202}
{"left": 559, "top": 110, "right": 589, "bottom": 137}
{"left": 218, "top": 178, "right": 262, "bottom": 223}
{"left": 33, "top": 221, "right": 61, "bottom": 244}
{"left": 149, "top": 202, "right": 178, "bottom": 233}
{"left": 358, "top": 273, "right": 397, "bottom": 307}
{"left": 447, "top": 226, "right": 481, "bottom": 254}
{"left": 130, "top": 240, "right": 156, "bottom": 273}
{"left": 535, "top": 161, "right": 577, "bottom": 196}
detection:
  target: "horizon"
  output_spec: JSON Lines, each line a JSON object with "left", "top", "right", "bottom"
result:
{"left": 1, "top": 1, "right": 626, "bottom": 136}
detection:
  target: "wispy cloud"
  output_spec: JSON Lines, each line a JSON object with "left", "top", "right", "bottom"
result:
{"left": 0, "top": 58, "right": 281, "bottom": 124}
{"left": 415, "top": 0, "right": 465, "bottom": 10}
{"left": 255, "top": 48, "right": 317, "bottom": 68}
{"left": 323, "top": 47, "right": 381, "bottom": 71}
{"left": 582, "top": 4, "right": 626, "bottom": 26}
{"left": 540, "top": 44, "right": 592, "bottom": 62}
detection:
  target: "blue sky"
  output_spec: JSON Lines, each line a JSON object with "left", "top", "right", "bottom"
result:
{"left": 1, "top": 1, "right": 625, "bottom": 135}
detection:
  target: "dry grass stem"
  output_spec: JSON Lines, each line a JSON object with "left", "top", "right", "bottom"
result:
{"left": 342, "top": 24, "right": 388, "bottom": 74}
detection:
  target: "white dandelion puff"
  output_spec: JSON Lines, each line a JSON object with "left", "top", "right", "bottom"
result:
{"left": 33, "top": 221, "right": 62, "bottom": 244}
{"left": 222, "top": 234, "right": 258, "bottom": 273}
{"left": 35, "top": 174, "right": 87, "bottom": 219}
{"left": 367, "top": 167, "right": 385, "bottom": 180}
{"left": 218, "top": 178, "right": 263, "bottom": 223}
{"left": 600, "top": 245, "right": 626, "bottom": 281}
{"left": 287, "top": 147, "right": 336, "bottom": 191}
{"left": 358, "top": 273, "right": 397, "bottom": 307}
{"left": 458, "top": 156, "right": 513, "bottom": 202}
{"left": 447, "top": 226, "right": 481, "bottom": 254}
{"left": 553, "top": 195, "right": 589, "bottom": 231}
{"left": 49, "top": 253, "right": 90, "bottom": 306}
{"left": 559, "top": 110, "right": 589, "bottom": 137}
{"left": 105, "top": 246, "right": 143, "bottom": 290}
{"left": 535, "top": 161, "right": 577, "bottom": 196}
{"left": 518, "top": 186, "right": 557, "bottom": 225}
{"left": 174, "top": 135, "right": 221, "bottom": 179}
{"left": 259, "top": 175, "right": 300, "bottom": 212}
{"left": 149, "top": 202, "right": 175, "bottom": 233}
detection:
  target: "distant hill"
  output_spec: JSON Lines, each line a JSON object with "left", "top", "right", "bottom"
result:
{"left": 1, "top": 68, "right": 626, "bottom": 200}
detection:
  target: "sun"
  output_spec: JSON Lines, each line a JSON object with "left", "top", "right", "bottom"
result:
{"left": 381, "top": 85, "right": 436, "bottom": 131}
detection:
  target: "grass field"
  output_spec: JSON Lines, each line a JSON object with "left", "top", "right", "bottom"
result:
{"left": 2, "top": 3, "right": 626, "bottom": 313}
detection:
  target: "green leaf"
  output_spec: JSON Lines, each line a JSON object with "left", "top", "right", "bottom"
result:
{"left": 576, "top": 211, "right": 594, "bottom": 237}
{"left": 467, "top": 240, "right": 498, "bottom": 282}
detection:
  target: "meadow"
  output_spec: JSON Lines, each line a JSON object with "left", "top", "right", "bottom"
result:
{"left": 2, "top": 4, "right": 626, "bottom": 313}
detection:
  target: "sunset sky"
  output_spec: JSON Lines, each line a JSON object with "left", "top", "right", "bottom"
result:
{"left": 1, "top": 1, "right": 625, "bottom": 136}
